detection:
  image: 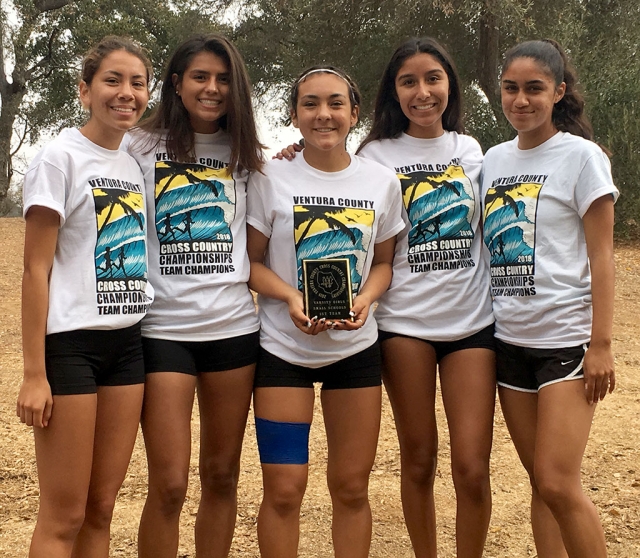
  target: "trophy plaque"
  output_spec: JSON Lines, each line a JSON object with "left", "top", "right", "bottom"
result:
{"left": 302, "top": 258, "right": 353, "bottom": 320}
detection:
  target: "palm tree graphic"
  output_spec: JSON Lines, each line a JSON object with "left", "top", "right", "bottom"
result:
{"left": 294, "top": 206, "right": 357, "bottom": 251}
{"left": 485, "top": 184, "right": 522, "bottom": 217}
{"left": 155, "top": 162, "right": 223, "bottom": 200}
{"left": 94, "top": 189, "right": 144, "bottom": 239}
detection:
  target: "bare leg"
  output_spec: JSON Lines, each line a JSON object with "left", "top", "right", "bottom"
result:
{"left": 138, "top": 373, "right": 197, "bottom": 558}
{"left": 439, "top": 348, "right": 495, "bottom": 558}
{"left": 499, "top": 387, "right": 568, "bottom": 558}
{"left": 255, "top": 387, "right": 315, "bottom": 558}
{"left": 535, "top": 380, "right": 606, "bottom": 557}
{"left": 195, "top": 364, "right": 254, "bottom": 557}
{"left": 29, "top": 394, "right": 97, "bottom": 558}
{"left": 72, "top": 384, "right": 144, "bottom": 558}
{"left": 321, "top": 386, "right": 381, "bottom": 558}
{"left": 381, "top": 337, "right": 438, "bottom": 558}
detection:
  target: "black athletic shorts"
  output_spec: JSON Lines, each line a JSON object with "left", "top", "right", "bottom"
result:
{"left": 495, "top": 339, "right": 587, "bottom": 392}
{"left": 45, "top": 322, "right": 144, "bottom": 395}
{"left": 378, "top": 323, "right": 495, "bottom": 363}
{"left": 254, "top": 342, "right": 382, "bottom": 390}
{"left": 142, "top": 330, "right": 260, "bottom": 375}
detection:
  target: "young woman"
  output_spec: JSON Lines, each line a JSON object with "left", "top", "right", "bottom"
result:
{"left": 482, "top": 39, "right": 616, "bottom": 557}
{"left": 357, "top": 37, "right": 496, "bottom": 558}
{"left": 17, "top": 36, "right": 154, "bottom": 558}
{"left": 276, "top": 38, "right": 495, "bottom": 557}
{"left": 123, "top": 34, "right": 264, "bottom": 558}
{"left": 246, "top": 66, "right": 404, "bottom": 558}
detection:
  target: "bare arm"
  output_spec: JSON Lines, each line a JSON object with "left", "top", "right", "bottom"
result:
{"left": 17, "top": 207, "right": 59, "bottom": 427}
{"left": 582, "top": 194, "right": 615, "bottom": 403}
{"left": 247, "top": 224, "right": 330, "bottom": 335}
{"left": 333, "top": 236, "right": 396, "bottom": 331}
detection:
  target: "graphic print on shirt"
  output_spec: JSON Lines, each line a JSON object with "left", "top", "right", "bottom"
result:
{"left": 483, "top": 176, "right": 546, "bottom": 297}
{"left": 154, "top": 160, "right": 236, "bottom": 276}
{"left": 91, "top": 179, "right": 151, "bottom": 316}
{"left": 293, "top": 201, "right": 375, "bottom": 296}
{"left": 399, "top": 165, "right": 476, "bottom": 273}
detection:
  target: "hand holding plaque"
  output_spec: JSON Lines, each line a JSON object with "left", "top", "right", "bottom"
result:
{"left": 302, "top": 258, "right": 353, "bottom": 320}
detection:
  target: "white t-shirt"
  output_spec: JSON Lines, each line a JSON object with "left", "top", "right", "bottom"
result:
{"left": 23, "top": 128, "right": 154, "bottom": 334}
{"left": 481, "top": 132, "right": 619, "bottom": 348}
{"left": 247, "top": 154, "right": 405, "bottom": 367}
{"left": 124, "top": 130, "right": 259, "bottom": 341}
{"left": 359, "top": 132, "right": 494, "bottom": 341}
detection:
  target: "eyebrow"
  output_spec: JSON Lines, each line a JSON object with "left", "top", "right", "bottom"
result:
{"left": 103, "top": 70, "right": 147, "bottom": 80}
{"left": 187, "top": 68, "right": 229, "bottom": 75}
{"left": 300, "top": 93, "right": 348, "bottom": 100}
{"left": 396, "top": 69, "right": 445, "bottom": 80}
{"left": 502, "top": 78, "right": 546, "bottom": 85}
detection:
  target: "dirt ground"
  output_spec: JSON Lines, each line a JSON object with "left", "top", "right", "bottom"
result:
{"left": 1, "top": 216, "right": 638, "bottom": 557}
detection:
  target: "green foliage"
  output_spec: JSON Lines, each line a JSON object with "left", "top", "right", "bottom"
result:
{"left": 234, "top": 0, "right": 640, "bottom": 238}
{"left": 3, "top": 0, "right": 640, "bottom": 235}
{"left": 0, "top": 0, "right": 226, "bottom": 211}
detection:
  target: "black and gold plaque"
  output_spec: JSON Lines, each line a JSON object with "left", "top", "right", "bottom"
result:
{"left": 302, "top": 258, "right": 353, "bottom": 320}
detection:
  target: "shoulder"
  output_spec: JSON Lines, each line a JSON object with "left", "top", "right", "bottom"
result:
{"left": 29, "top": 129, "right": 81, "bottom": 171}
{"left": 560, "top": 133, "right": 608, "bottom": 161}
{"left": 123, "top": 128, "right": 163, "bottom": 157}
{"left": 483, "top": 138, "right": 515, "bottom": 163}
{"left": 352, "top": 155, "right": 398, "bottom": 180}
{"left": 454, "top": 132, "right": 483, "bottom": 154}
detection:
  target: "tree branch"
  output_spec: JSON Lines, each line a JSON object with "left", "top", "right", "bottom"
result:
{"left": 25, "top": 27, "right": 60, "bottom": 81}
{"left": 34, "top": 0, "right": 73, "bottom": 14}
{"left": 0, "top": 15, "right": 8, "bottom": 93}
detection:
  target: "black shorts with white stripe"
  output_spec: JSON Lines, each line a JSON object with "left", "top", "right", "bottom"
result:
{"left": 495, "top": 339, "right": 588, "bottom": 392}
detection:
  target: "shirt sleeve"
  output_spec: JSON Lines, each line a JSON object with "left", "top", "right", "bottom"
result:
{"left": 246, "top": 172, "right": 273, "bottom": 238}
{"left": 22, "top": 160, "right": 68, "bottom": 226}
{"left": 575, "top": 149, "right": 619, "bottom": 218}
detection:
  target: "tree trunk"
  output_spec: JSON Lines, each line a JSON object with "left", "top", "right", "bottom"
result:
{"left": 0, "top": 86, "right": 25, "bottom": 214}
{"left": 477, "top": 2, "right": 501, "bottom": 122}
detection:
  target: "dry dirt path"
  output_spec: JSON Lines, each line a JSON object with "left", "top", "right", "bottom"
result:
{"left": 1, "top": 217, "right": 638, "bottom": 557}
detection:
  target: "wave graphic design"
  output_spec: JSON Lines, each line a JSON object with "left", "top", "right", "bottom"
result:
{"left": 484, "top": 182, "right": 542, "bottom": 267}
{"left": 155, "top": 163, "right": 236, "bottom": 246}
{"left": 93, "top": 189, "right": 147, "bottom": 281}
{"left": 400, "top": 169, "right": 475, "bottom": 248}
{"left": 294, "top": 206, "right": 374, "bottom": 294}
{"left": 297, "top": 228, "right": 367, "bottom": 291}
{"left": 486, "top": 226, "right": 533, "bottom": 266}
{"left": 155, "top": 206, "right": 229, "bottom": 243}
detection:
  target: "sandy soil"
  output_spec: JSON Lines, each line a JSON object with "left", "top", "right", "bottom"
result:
{"left": 1, "top": 217, "right": 638, "bottom": 557}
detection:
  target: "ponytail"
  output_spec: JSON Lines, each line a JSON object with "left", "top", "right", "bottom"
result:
{"left": 502, "top": 39, "right": 594, "bottom": 141}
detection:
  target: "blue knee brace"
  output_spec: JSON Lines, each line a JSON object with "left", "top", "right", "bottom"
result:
{"left": 255, "top": 417, "right": 311, "bottom": 465}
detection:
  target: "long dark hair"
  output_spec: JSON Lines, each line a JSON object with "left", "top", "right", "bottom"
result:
{"left": 358, "top": 37, "right": 463, "bottom": 153}
{"left": 139, "top": 34, "right": 264, "bottom": 173}
{"left": 502, "top": 39, "right": 594, "bottom": 141}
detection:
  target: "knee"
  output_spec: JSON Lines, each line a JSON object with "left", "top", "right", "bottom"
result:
{"left": 327, "top": 473, "right": 369, "bottom": 511}
{"left": 38, "top": 498, "right": 86, "bottom": 541}
{"left": 200, "top": 458, "right": 239, "bottom": 499}
{"left": 149, "top": 477, "right": 189, "bottom": 519}
{"left": 533, "top": 464, "right": 580, "bottom": 512}
{"left": 451, "top": 459, "right": 491, "bottom": 502}
{"left": 402, "top": 447, "right": 438, "bottom": 488}
{"left": 84, "top": 492, "right": 117, "bottom": 530}
{"left": 263, "top": 475, "right": 307, "bottom": 517}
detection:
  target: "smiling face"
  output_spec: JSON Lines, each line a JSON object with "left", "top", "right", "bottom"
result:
{"left": 174, "top": 51, "right": 230, "bottom": 134}
{"left": 501, "top": 56, "right": 566, "bottom": 148}
{"left": 79, "top": 49, "right": 149, "bottom": 148}
{"left": 394, "top": 53, "right": 449, "bottom": 139}
{"left": 291, "top": 72, "right": 358, "bottom": 158}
